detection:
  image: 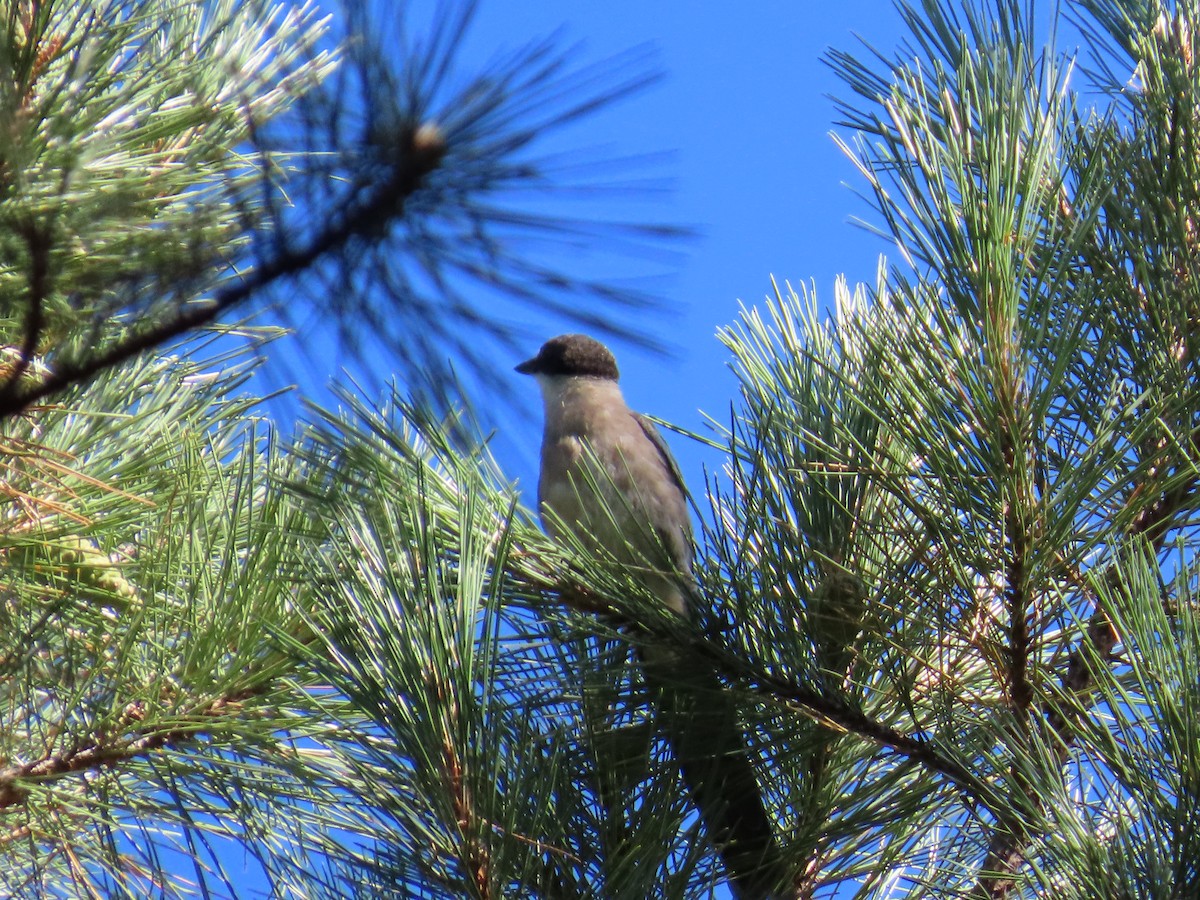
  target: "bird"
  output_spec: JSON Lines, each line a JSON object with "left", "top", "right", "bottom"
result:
{"left": 516, "top": 333, "right": 785, "bottom": 899}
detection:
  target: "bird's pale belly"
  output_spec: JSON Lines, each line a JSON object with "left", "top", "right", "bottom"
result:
{"left": 539, "top": 436, "right": 688, "bottom": 614}
{"left": 540, "top": 442, "right": 647, "bottom": 562}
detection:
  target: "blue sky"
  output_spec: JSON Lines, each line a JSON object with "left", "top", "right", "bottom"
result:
{"left": 282, "top": 1, "right": 911, "bottom": 497}
{"left": 467, "top": 1, "right": 904, "bottom": 490}
{"left": 476, "top": 2, "right": 905, "bottom": 486}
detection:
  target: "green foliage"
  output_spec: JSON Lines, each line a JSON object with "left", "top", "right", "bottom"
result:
{"left": 0, "top": 0, "right": 333, "bottom": 349}
{"left": 0, "top": 331, "right": 326, "bottom": 895}
{"left": 274, "top": 392, "right": 731, "bottom": 897}
{"left": 0, "top": 0, "right": 682, "bottom": 895}
{"left": 4, "top": 0, "right": 1200, "bottom": 898}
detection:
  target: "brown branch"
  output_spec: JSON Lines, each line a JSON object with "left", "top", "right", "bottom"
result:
{"left": 965, "top": 399, "right": 1044, "bottom": 900}
{"left": 1005, "top": 541, "right": 1033, "bottom": 703}
{"left": 517, "top": 560, "right": 991, "bottom": 805}
{"left": 725, "top": 644, "right": 987, "bottom": 800}
{"left": 0, "top": 689, "right": 259, "bottom": 810}
{"left": 0, "top": 223, "right": 50, "bottom": 401}
{"left": 0, "top": 604, "right": 324, "bottom": 811}
{"left": 973, "top": 428, "right": 1200, "bottom": 898}
{"left": 1001, "top": 437, "right": 1034, "bottom": 717}
{"left": 0, "top": 123, "right": 447, "bottom": 423}
{"left": 432, "top": 662, "right": 493, "bottom": 900}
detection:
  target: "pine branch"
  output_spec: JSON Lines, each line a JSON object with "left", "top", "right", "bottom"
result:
{"left": 2, "top": 223, "right": 51, "bottom": 398}
{"left": 526, "top": 570, "right": 989, "bottom": 805}
{"left": 974, "top": 425, "right": 1200, "bottom": 898}
{"left": 0, "top": 686, "right": 262, "bottom": 810}
{"left": 0, "top": 123, "right": 447, "bottom": 422}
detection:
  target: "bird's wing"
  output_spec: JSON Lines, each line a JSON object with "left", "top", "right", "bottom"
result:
{"left": 634, "top": 413, "right": 689, "bottom": 500}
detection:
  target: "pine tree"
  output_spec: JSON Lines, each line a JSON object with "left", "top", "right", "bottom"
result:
{"left": 5, "top": 0, "right": 1200, "bottom": 898}
{"left": 0, "top": 0, "right": 670, "bottom": 895}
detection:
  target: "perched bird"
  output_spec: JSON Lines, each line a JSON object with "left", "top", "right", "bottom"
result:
{"left": 517, "top": 333, "right": 784, "bottom": 899}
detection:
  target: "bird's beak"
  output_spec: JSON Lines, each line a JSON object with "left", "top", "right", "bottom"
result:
{"left": 515, "top": 357, "right": 538, "bottom": 375}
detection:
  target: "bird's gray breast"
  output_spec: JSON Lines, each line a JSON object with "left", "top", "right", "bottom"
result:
{"left": 540, "top": 431, "right": 642, "bottom": 554}
{"left": 538, "top": 423, "right": 693, "bottom": 614}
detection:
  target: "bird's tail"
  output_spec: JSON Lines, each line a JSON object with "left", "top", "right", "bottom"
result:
{"left": 644, "top": 651, "right": 787, "bottom": 899}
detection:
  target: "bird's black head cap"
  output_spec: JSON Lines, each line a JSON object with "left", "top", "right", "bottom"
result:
{"left": 515, "top": 334, "right": 619, "bottom": 380}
